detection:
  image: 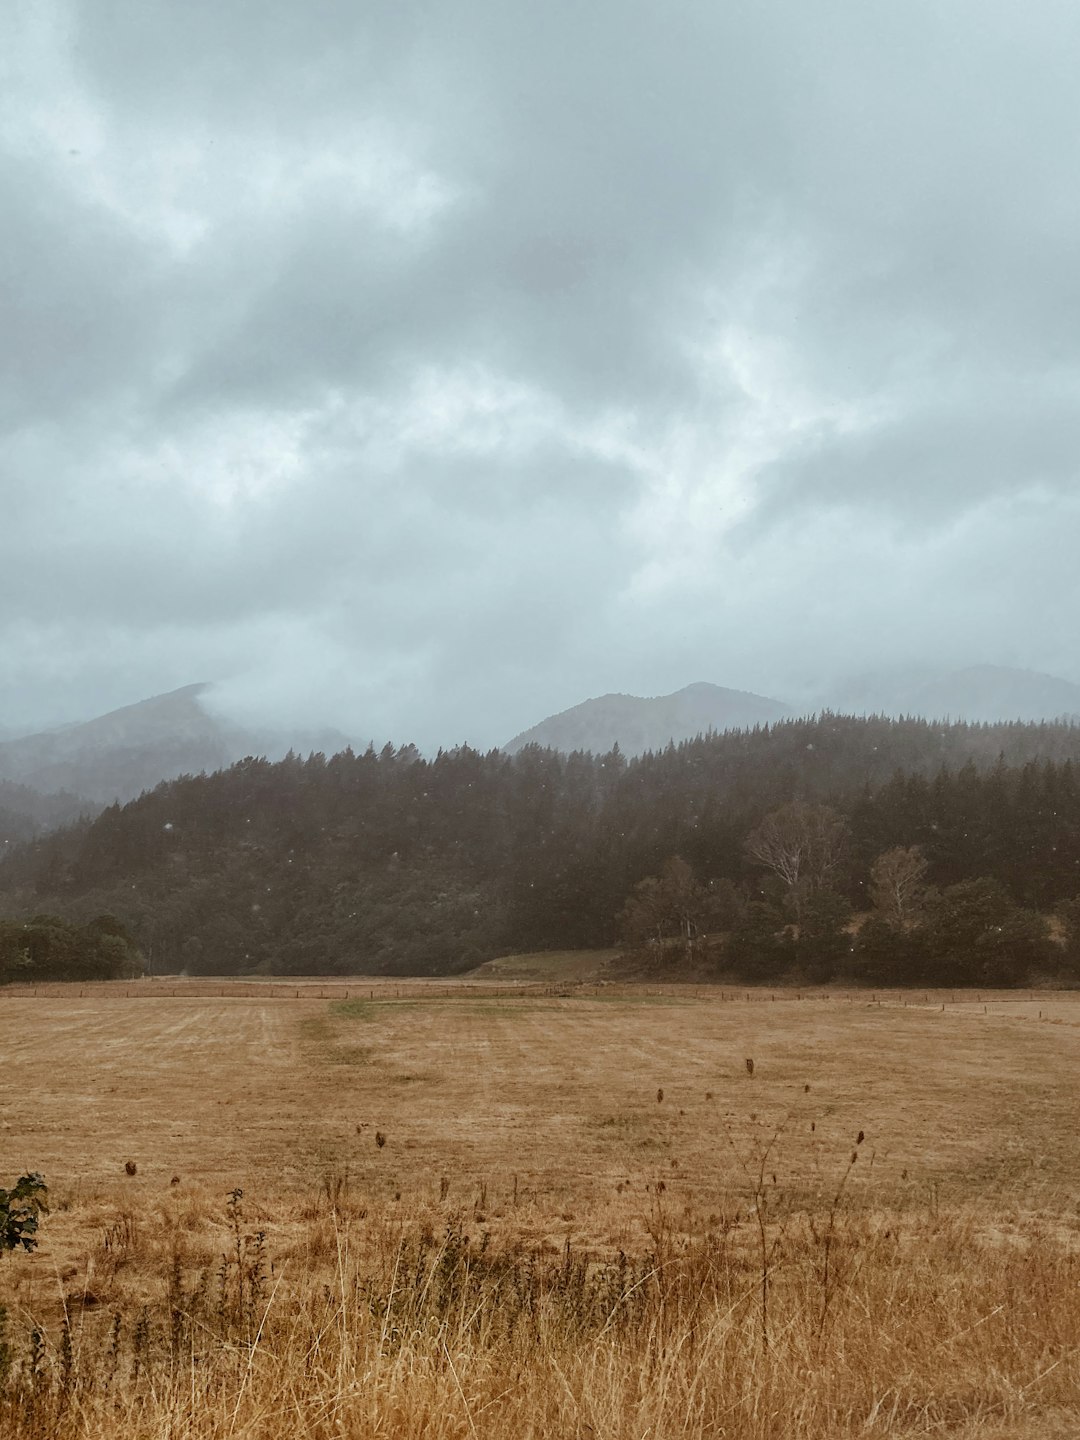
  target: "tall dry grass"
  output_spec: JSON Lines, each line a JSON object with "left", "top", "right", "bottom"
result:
{"left": 2, "top": 1165, "right": 1080, "bottom": 1440}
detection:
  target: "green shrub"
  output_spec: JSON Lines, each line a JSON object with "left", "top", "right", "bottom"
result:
{"left": 0, "top": 1175, "right": 48, "bottom": 1255}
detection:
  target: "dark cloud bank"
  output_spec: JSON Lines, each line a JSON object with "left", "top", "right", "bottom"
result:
{"left": 3, "top": 0, "right": 1079, "bottom": 750}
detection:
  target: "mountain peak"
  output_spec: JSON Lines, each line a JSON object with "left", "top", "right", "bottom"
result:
{"left": 504, "top": 683, "right": 791, "bottom": 755}
{"left": 0, "top": 683, "right": 244, "bottom": 803}
{"left": 0, "top": 683, "right": 355, "bottom": 814}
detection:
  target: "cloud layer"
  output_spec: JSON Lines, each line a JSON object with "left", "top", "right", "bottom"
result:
{"left": 3, "top": 0, "right": 1079, "bottom": 746}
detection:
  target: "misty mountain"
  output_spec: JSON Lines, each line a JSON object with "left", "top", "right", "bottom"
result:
{"left": 504, "top": 682, "right": 792, "bottom": 756}
{"left": 8, "top": 665, "right": 1078, "bottom": 813}
{"left": 821, "top": 665, "right": 1080, "bottom": 724}
{"left": 0, "top": 684, "right": 349, "bottom": 806}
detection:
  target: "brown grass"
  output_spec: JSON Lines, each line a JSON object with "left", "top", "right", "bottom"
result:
{"left": 2, "top": 981, "right": 1080, "bottom": 1437}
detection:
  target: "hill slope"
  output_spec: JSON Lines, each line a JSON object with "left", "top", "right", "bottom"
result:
{"left": 0, "top": 780, "right": 93, "bottom": 850}
{"left": 504, "top": 681, "right": 791, "bottom": 755}
{"left": 0, "top": 685, "right": 351, "bottom": 805}
{"left": 0, "top": 685, "right": 251, "bottom": 804}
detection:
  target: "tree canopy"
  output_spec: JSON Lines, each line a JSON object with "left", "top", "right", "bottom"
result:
{"left": 0, "top": 714, "right": 1078, "bottom": 982}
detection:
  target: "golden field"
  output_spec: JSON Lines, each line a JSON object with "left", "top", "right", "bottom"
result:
{"left": 2, "top": 978, "right": 1080, "bottom": 1438}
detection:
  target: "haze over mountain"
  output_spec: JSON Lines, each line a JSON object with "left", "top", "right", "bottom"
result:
{"left": 816, "top": 665, "right": 1080, "bottom": 726}
{"left": 5, "top": 663, "right": 1076, "bottom": 806}
{"left": 0, "top": 684, "right": 349, "bottom": 806}
{"left": 0, "top": 780, "right": 90, "bottom": 851}
{"left": 504, "top": 682, "right": 792, "bottom": 756}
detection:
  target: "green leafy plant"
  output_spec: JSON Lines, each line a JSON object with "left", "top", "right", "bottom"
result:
{"left": 0, "top": 1174, "right": 48, "bottom": 1255}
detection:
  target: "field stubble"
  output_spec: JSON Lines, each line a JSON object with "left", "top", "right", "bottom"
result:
{"left": 1, "top": 981, "right": 1079, "bottom": 1437}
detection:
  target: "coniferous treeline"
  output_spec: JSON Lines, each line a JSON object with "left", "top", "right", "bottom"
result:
{"left": 1, "top": 713, "right": 1080, "bottom": 979}
{"left": 0, "top": 780, "right": 95, "bottom": 849}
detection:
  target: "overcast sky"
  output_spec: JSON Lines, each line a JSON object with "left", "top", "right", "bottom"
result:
{"left": 4, "top": 1, "right": 1080, "bottom": 748}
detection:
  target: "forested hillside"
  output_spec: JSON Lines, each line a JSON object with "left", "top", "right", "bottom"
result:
{"left": 0, "top": 780, "right": 95, "bottom": 849}
{"left": 2, "top": 714, "right": 1080, "bottom": 979}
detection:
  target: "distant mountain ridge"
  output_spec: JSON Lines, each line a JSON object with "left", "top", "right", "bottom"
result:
{"left": 507, "top": 667, "right": 1080, "bottom": 758}
{"left": 818, "top": 665, "right": 1080, "bottom": 725}
{"left": 5, "top": 664, "right": 1079, "bottom": 809}
{"left": 504, "top": 682, "right": 792, "bottom": 756}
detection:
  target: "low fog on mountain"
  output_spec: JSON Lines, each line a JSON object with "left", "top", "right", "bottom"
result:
{"left": 4, "top": 1, "right": 1080, "bottom": 753}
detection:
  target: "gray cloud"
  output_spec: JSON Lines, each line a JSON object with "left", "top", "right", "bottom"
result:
{"left": 3, "top": 0, "right": 1080, "bottom": 746}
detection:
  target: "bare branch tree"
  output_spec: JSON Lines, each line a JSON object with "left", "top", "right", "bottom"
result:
{"left": 869, "top": 846, "right": 928, "bottom": 928}
{"left": 745, "top": 801, "right": 849, "bottom": 917}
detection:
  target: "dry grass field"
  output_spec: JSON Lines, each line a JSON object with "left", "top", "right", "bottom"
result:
{"left": 2, "top": 979, "right": 1080, "bottom": 1437}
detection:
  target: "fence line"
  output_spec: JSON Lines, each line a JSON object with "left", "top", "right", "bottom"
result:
{"left": 0, "top": 980, "right": 1063, "bottom": 1008}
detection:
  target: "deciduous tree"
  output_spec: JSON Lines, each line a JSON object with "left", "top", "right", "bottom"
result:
{"left": 745, "top": 801, "right": 849, "bottom": 917}
{"left": 618, "top": 856, "right": 704, "bottom": 960}
{"left": 869, "top": 846, "right": 929, "bottom": 927}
